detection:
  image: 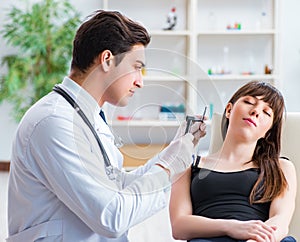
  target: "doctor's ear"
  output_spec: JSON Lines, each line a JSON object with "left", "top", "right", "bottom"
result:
{"left": 100, "top": 50, "right": 113, "bottom": 72}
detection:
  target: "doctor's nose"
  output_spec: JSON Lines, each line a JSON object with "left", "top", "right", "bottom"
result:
{"left": 134, "top": 73, "right": 143, "bottom": 88}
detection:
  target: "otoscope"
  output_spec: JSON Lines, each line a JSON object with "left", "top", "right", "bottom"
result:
{"left": 184, "top": 106, "right": 207, "bottom": 134}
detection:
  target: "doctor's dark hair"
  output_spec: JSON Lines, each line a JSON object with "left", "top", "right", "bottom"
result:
{"left": 221, "top": 81, "right": 287, "bottom": 204}
{"left": 71, "top": 10, "right": 150, "bottom": 73}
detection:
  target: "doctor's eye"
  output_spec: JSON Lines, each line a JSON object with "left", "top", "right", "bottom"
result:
{"left": 135, "top": 65, "right": 143, "bottom": 71}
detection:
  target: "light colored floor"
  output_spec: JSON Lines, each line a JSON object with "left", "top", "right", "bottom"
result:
{"left": 0, "top": 171, "right": 181, "bottom": 242}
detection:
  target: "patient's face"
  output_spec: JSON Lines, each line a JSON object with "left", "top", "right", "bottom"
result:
{"left": 226, "top": 95, "right": 273, "bottom": 142}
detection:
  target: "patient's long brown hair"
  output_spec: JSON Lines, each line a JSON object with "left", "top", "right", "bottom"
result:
{"left": 221, "top": 81, "right": 287, "bottom": 203}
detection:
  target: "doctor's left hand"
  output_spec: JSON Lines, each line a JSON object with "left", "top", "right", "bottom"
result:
{"left": 190, "top": 120, "right": 206, "bottom": 145}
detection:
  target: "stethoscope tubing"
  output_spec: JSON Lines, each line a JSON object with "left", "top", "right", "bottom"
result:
{"left": 52, "top": 85, "right": 116, "bottom": 180}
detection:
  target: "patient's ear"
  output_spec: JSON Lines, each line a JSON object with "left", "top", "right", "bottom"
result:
{"left": 225, "top": 103, "right": 232, "bottom": 118}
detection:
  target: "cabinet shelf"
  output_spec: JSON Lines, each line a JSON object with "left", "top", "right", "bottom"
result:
{"left": 197, "top": 30, "right": 277, "bottom": 36}
{"left": 102, "top": 0, "right": 279, "bottom": 147}
{"left": 202, "top": 74, "right": 278, "bottom": 81}
{"left": 109, "top": 120, "right": 180, "bottom": 127}
{"left": 109, "top": 119, "right": 212, "bottom": 127}
{"left": 143, "top": 75, "right": 187, "bottom": 82}
{"left": 150, "top": 30, "right": 191, "bottom": 36}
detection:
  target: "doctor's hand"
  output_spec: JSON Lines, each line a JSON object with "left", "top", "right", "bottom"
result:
{"left": 190, "top": 120, "right": 206, "bottom": 145}
{"left": 155, "top": 133, "right": 194, "bottom": 180}
{"left": 174, "top": 118, "right": 207, "bottom": 146}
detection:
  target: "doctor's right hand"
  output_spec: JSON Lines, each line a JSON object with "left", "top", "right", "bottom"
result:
{"left": 155, "top": 133, "right": 194, "bottom": 180}
{"left": 173, "top": 118, "right": 207, "bottom": 146}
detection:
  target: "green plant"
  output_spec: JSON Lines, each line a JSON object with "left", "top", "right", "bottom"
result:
{"left": 0, "top": 0, "right": 81, "bottom": 121}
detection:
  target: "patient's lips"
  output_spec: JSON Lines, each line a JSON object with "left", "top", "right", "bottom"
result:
{"left": 243, "top": 118, "right": 257, "bottom": 127}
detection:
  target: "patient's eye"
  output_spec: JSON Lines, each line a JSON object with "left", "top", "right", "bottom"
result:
{"left": 244, "top": 100, "right": 253, "bottom": 105}
{"left": 263, "top": 110, "right": 272, "bottom": 117}
{"left": 243, "top": 97, "right": 255, "bottom": 105}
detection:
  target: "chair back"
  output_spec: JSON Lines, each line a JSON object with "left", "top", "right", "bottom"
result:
{"left": 280, "top": 112, "right": 300, "bottom": 240}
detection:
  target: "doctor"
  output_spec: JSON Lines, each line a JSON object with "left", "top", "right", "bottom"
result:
{"left": 7, "top": 10, "right": 206, "bottom": 242}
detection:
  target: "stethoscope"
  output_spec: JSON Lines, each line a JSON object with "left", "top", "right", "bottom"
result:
{"left": 53, "top": 84, "right": 116, "bottom": 180}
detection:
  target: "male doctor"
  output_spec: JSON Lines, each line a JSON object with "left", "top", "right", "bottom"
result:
{"left": 7, "top": 10, "right": 206, "bottom": 241}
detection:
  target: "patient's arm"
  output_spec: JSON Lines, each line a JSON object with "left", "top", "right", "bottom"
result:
{"left": 264, "top": 158, "right": 297, "bottom": 241}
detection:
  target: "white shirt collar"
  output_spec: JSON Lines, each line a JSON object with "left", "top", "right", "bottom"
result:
{"left": 61, "top": 76, "right": 101, "bottom": 115}
{"left": 59, "top": 77, "right": 111, "bottom": 135}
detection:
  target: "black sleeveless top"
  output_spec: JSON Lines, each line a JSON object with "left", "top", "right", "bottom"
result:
{"left": 190, "top": 158, "right": 270, "bottom": 221}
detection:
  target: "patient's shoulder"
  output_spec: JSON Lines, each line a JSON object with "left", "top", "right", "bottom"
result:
{"left": 279, "top": 157, "right": 296, "bottom": 176}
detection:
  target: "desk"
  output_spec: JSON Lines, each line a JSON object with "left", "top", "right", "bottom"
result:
{"left": 120, "top": 144, "right": 167, "bottom": 169}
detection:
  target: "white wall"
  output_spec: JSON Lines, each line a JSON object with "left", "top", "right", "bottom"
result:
{"left": 280, "top": 0, "right": 300, "bottom": 112}
{"left": 1, "top": 0, "right": 300, "bottom": 160}
{"left": 0, "top": 0, "right": 103, "bottom": 160}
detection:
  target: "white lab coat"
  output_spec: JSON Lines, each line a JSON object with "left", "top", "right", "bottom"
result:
{"left": 7, "top": 77, "right": 170, "bottom": 242}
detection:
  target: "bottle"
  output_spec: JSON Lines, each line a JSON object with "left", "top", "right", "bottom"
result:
{"left": 209, "top": 103, "right": 214, "bottom": 119}
{"left": 260, "top": 0, "right": 268, "bottom": 29}
{"left": 207, "top": 11, "right": 217, "bottom": 30}
{"left": 223, "top": 46, "right": 230, "bottom": 74}
{"left": 260, "top": 11, "right": 267, "bottom": 29}
{"left": 248, "top": 54, "right": 255, "bottom": 75}
{"left": 171, "top": 56, "right": 180, "bottom": 75}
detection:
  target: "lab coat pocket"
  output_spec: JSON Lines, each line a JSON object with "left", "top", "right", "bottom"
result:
{"left": 6, "top": 219, "right": 62, "bottom": 242}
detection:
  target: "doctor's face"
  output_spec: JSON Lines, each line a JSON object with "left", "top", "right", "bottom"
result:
{"left": 104, "top": 44, "right": 145, "bottom": 107}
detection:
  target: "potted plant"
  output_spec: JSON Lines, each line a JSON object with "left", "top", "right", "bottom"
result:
{"left": 0, "top": 0, "right": 81, "bottom": 121}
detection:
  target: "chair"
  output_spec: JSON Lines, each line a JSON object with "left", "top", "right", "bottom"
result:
{"left": 208, "top": 112, "right": 300, "bottom": 241}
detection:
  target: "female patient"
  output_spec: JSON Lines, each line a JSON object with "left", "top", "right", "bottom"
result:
{"left": 170, "top": 81, "right": 297, "bottom": 242}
